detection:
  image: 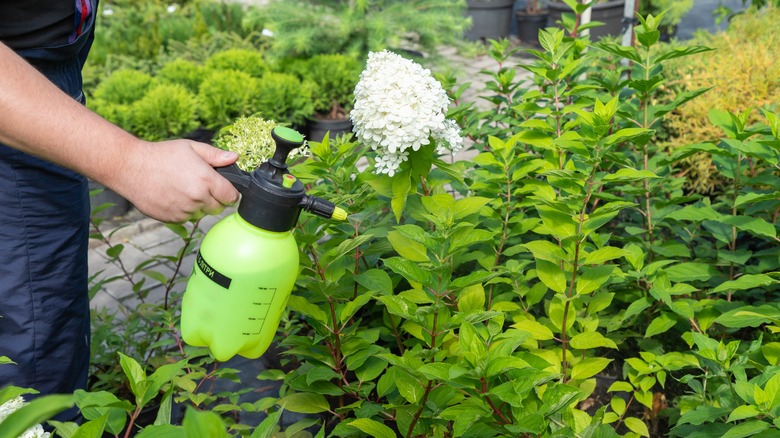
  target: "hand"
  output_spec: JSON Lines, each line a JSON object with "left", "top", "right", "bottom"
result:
{"left": 112, "top": 139, "right": 240, "bottom": 223}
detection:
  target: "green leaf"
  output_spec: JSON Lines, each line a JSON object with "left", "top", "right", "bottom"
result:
{"left": 536, "top": 259, "right": 567, "bottom": 294}
{"left": 721, "top": 420, "right": 770, "bottom": 438}
{"left": 453, "top": 197, "right": 491, "bottom": 220}
{"left": 665, "top": 262, "right": 717, "bottom": 282}
{"left": 250, "top": 408, "right": 284, "bottom": 438}
{"left": 677, "top": 406, "right": 731, "bottom": 425}
{"left": 715, "top": 305, "right": 780, "bottom": 328}
{"left": 512, "top": 319, "right": 555, "bottom": 341}
{"left": 118, "top": 352, "right": 147, "bottom": 404}
{"left": 287, "top": 295, "right": 329, "bottom": 324}
{"left": 645, "top": 313, "right": 678, "bottom": 338}
{"left": 74, "top": 390, "right": 131, "bottom": 435}
{"left": 603, "top": 128, "right": 652, "bottom": 146}
{"left": 721, "top": 215, "right": 777, "bottom": 239}
{"left": 655, "top": 45, "right": 714, "bottom": 63}
{"left": 72, "top": 415, "right": 108, "bottom": 438}
{"left": 576, "top": 265, "right": 614, "bottom": 295}
{"left": 522, "top": 240, "right": 566, "bottom": 263}
{"left": 458, "top": 284, "right": 485, "bottom": 313}
{"left": 348, "top": 418, "right": 396, "bottom": 438}
{"left": 339, "top": 293, "right": 374, "bottom": 324}
{"left": 182, "top": 407, "right": 228, "bottom": 438}
{"left": 582, "top": 247, "right": 625, "bottom": 265}
{"left": 383, "top": 257, "right": 431, "bottom": 285}
{"left": 594, "top": 42, "right": 642, "bottom": 63}
{"left": 277, "top": 393, "right": 330, "bottom": 414}
{"left": 134, "top": 425, "right": 185, "bottom": 438}
{"left": 354, "top": 269, "right": 393, "bottom": 295}
{"left": 602, "top": 168, "right": 658, "bottom": 183}
{"left": 666, "top": 206, "right": 722, "bottom": 222}
{"left": 727, "top": 405, "right": 760, "bottom": 422}
{"left": 0, "top": 394, "right": 74, "bottom": 438}
{"left": 570, "top": 332, "right": 618, "bottom": 350}
{"left": 395, "top": 370, "right": 425, "bottom": 404}
{"left": 713, "top": 274, "right": 777, "bottom": 293}
{"left": 570, "top": 358, "right": 612, "bottom": 380}
{"left": 387, "top": 230, "right": 429, "bottom": 262}
{"left": 624, "top": 417, "right": 650, "bottom": 437}
{"left": 390, "top": 169, "right": 411, "bottom": 222}
{"left": 376, "top": 295, "right": 416, "bottom": 320}
{"left": 460, "top": 321, "right": 488, "bottom": 363}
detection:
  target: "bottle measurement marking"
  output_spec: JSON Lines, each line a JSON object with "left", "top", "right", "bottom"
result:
{"left": 243, "top": 287, "right": 277, "bottom": 336}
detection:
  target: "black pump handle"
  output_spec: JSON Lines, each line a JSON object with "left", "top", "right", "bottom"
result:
{"left": 214, "top": 164, "right": 251, "bottom": 195}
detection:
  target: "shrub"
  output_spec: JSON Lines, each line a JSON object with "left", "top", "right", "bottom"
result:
{"left": 127, "top": 84, "right": 200, "bottom": 141}
{"left": 663, "top": 8, "right": 780, "bottom": 192}
{"left": 205, "top": 48, "right": 267, "bottom": 78}
{"left": 197, "top": 69, "right": 260, "bottom": 130}
{"left": 252, "top": 72, "right": 316, "bottom": 127}
{"left": 154, "top": 58, "right": 207, "bottom": 94}
{"left": 91, "top": 68, "right": 153, "bottom": 105}
{"left": 301, "top": 53, "right": 362, "bottom": 118}
{"left": 243, "top": 0, "right": 471, "bottom": 59}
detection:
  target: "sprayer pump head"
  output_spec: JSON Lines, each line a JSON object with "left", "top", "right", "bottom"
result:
{"left": 215, "top": 127, "right": 345, "bottom": 232}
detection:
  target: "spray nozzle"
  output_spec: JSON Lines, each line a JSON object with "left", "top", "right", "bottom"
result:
{"left": 214, "top": 126, "right": 346, "bottom": 231}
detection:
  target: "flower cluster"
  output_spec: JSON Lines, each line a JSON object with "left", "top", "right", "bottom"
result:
{"left": 214, "top": 116, "right": 309, "bottom": 172}
{"left": 350, "top": 50, "right": 463, "bottom": 176}
{"left": 0, "top": 396, "right": 50, "bottom": 438}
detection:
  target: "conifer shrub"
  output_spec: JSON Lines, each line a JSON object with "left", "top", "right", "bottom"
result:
{"left": 252, "top": 72, "right": 316, "bottom": 127}
{"left": 154, "top": 59, "right": 207, "bottom": 94}
{"left": 663, "top": 8, "right": 780, "bottom": 193}
{"left": 300, "top": 54, "right": 362, "bottom": 118}
{"left": 91, "top": 69, "right": 153, "bottom": 105}
{"left": 197, "top": 69, "right": 260, "bottom": 129}
{"left": 126, "top": 84, "right": 200, "bottom": 141}
{"left": 204, "top": 48, "right": 267, "bottom": 78}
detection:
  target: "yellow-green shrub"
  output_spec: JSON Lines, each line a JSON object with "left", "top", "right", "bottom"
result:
{"left": 664, "top": 8, "right": 780, "bottom": 192}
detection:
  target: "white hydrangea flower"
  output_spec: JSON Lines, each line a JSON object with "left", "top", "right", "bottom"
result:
{"left": 350, "top": 50, "right": 463, "bottom": 176}
{"left": 0, "top": 396, "right": 51, "bottom": 438}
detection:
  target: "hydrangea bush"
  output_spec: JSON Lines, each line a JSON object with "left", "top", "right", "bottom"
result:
{"left": 7, "top": 6, "right": 780, "bottom": 438}
{"left": 351, "top": 50, "right": 463, "bottom": 176}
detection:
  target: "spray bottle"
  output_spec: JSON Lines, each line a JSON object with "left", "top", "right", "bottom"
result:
{"left": 181, "top": 126, "right": 346, "bottom": 361}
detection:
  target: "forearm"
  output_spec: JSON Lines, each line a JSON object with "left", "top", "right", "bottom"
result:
{"left": 0, "top": 42, "right": 140, "bottom": 188}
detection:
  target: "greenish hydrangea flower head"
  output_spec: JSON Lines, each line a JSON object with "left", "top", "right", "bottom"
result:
{"left": 215, "top": 117, "right": 309, "bottom": 171}
{"left": 350, "top": 50, "right": 463, "bottom": 177}
{"left": 0, "top": 396, "right": 50, "bottom": 438}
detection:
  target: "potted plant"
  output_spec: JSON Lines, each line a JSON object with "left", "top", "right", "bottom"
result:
{"left": 298, "top": 54, "right": 362, "bottom": 142}
{"left": 547, "top": 0, "right": 627, "bottom": 39}
{"left": 516, "top": 0, "right": 550, "bottom": 46}
{"left": 466, "top": 0, "right": 516, "bottom": 41}
{"left": 244, "top": 0, "right": 470, "bottom": 59}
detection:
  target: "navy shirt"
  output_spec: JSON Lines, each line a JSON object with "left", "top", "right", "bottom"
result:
{"left": 0, "top": 1, "right": 86, "bottom": 49}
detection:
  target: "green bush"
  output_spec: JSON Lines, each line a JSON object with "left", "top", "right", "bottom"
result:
{"left": 205, "top": 48, "right": 267, "bottom": 78}
{"left": 126, "top": 84, "right": 200, "bottom": 141}
{"left": 252, "top": 72, "right": 316, "bottom": 127}
{"left": 301, "top": 53, "right": 362, "bottom": 118}
{"left": 154, "top": 58, "right": 207, "bottom": 94}
{"left": 197, "top": 69, "right": 260, "bottom": 129}
{"left": 663, "top": 8, "right": 780, "bottom": 193}
{"left": 91, "top": 68, "right": 153, "bottom": 105}
{"left": 243, "top": 0, "right": 471, "bottom": 59}
{"left": 14, "top": 6, "right": 780, "bottom": 438}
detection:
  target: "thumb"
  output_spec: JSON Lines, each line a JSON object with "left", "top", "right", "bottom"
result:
{"left": 191, "top": 141, "right": 239, "bottom": 167}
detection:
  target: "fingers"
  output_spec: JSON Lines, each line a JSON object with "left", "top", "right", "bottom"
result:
{"left": 191, "top": 141, "right": 238, "bottom": 167}
{"left": 189, "top": 141, "right": 241, "bottom": 206}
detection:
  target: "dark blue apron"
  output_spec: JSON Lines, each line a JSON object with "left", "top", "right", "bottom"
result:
{"left": 0, "top": 1, "right": 97, "bottom": 423}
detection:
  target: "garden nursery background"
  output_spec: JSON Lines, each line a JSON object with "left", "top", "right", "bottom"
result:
{"left": 2, "top": 0, "right": 780, "bottom": 437}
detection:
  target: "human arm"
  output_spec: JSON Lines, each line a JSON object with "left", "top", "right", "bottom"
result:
{"left": 0, "top": 42, "right": 239, "bottom": 223}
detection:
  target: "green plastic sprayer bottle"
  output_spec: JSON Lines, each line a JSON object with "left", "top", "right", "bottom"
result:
{"left": 181, "top": 126, "right": 347, "bottom": 362}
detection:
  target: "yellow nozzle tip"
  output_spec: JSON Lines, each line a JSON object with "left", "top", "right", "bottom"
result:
{"left": 331, "top": 207, "right": 348, "bottom": 221}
